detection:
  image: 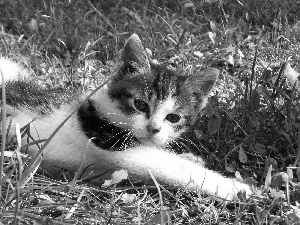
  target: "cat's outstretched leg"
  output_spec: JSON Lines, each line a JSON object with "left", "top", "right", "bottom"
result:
{"left": 90, "top": 146, "right": 252, "bottom": 201}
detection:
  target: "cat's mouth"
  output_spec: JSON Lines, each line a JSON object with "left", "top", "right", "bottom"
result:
{"left": 138, "top": 137, "right": 156, "bottom": 146}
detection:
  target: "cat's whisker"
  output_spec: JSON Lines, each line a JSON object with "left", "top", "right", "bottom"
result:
{"left": 105, "top": 112, "right": 128, "bottom": 118}
{"left": 172, "top": 140, "right": 187, "bottom": 152}
{"left": 119, "top": 133, "right": 134, "bottom": 148}
{"left": 108, "top": 139, "right": 121, "bottom": 150}
{"left": 110, "top": 121, "right": 129, "bottom": 126}
{"left": 172, "top": 138, "right": 192, "bottom": 152}
{"left": 165, "top": 143, "right": 174, "bottom": 151}
{"left": 185, "top": 137, "right": 202, "bottom": 152}
{"left": 176, "top": 137, "right": 201, "bottom": 152}
{"left": 97, "top": 120, "right": 130, "bottom": 128}
{"left": 101, "top": 130, "right": 133, "bottom": 145}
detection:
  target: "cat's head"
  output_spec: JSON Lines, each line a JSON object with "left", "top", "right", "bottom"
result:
{"left": 108, "top": 34, "right": 218, "bottom": 147}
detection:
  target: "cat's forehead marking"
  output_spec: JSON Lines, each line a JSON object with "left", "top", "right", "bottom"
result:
{"left": 153, "top": 96, "right": 176, "bottom": 118}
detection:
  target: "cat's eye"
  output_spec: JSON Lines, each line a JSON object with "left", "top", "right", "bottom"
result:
{"left": 166, "top": 113, "right": 181, "bottom": 123}
{"left": 134, "top": 99, "right": 149, "bottom": 113}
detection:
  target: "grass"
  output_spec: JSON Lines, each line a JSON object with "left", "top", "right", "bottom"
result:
{"left": 1, "top": 0, "right": 300, "bottom": 224}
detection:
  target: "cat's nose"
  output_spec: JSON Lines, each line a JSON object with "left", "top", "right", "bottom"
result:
{"left": 147, "top": 124, "right": 161, "bottom": 134}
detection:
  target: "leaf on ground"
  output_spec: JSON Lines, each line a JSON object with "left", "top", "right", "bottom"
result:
{"left": 183, "top": 1, "right": 194, "bottom": 8}
{"left": 225, "top": 165, "right": 235, "bottom": 173}
{"left": 244, "top": 177, "right": 256, "bottom": 186}
{"left": 269, "top": 188, "right": 286, "bottom": 199}
{"left": 284, "top": 62, "right": 300, "bottom": 87}
{"left": 235, "top": 171, "right": 243, "bottom": 181}
{"left": 287, "top": 168, "right": 293, "bottom": 180}
{"left": 102, "top": 170, "right": 128, "bottom": 188}
{"left": 265, "top": 164, "right": 272, "bottom": 189}
{"left": 193, "top": 51, "right": 204, "bottom": 59}
{"left": 210, "top": 21, "right": 218, "bottom": 33}
{"left": 239, "top": 146, "right": 248, "bottom": 163}
{"left": 207, "top": 110, "right": 221, "bottom": 136}
{"left": 121, "top": 193, "right": 137, "bottom": 204}
{"left": 270, "top": 172, "right": 289, "bottom": 189}
{"left": 208, "top": 31, "right": 216, "bottom": 44}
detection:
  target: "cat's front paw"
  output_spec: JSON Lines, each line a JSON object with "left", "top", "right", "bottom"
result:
{"left": 234, "top": 182, "right": 253, "bottom": 200}
{"left": 218, "top": 180, "right": 252, "bottom": 201}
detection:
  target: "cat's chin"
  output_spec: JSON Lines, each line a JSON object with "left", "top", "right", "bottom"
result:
{"left": 137, "top": 137, "right": 165, "bottom": 148}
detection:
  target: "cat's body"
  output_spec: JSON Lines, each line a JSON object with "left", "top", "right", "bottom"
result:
{"left": 0, "top": 34, "right": 252, "bottom": 200}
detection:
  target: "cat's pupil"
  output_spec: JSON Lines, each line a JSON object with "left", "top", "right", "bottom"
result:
{"left": 166, "top": 113, "right": 181, "bottom": 123}
{"left": 134, "top": 99, "right": 149, "bottom": 113}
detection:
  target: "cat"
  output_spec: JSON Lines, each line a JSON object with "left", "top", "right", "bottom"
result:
{"left": 0, "top": 34, "right": 252, "bottom": 200}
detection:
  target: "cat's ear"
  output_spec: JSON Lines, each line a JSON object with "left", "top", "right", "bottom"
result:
{"left": 184, "top": 68, "right": 219, "bottom": 111}
{"left": 121, "top": 34, "right": 151, "bottom": 75}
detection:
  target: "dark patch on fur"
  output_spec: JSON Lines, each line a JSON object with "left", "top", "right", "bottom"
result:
{"left": 77, "top": 99, "right": 139, "bottom": 151}
{"left": 1, "top": 81, "right": 79, "bottom": 114}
